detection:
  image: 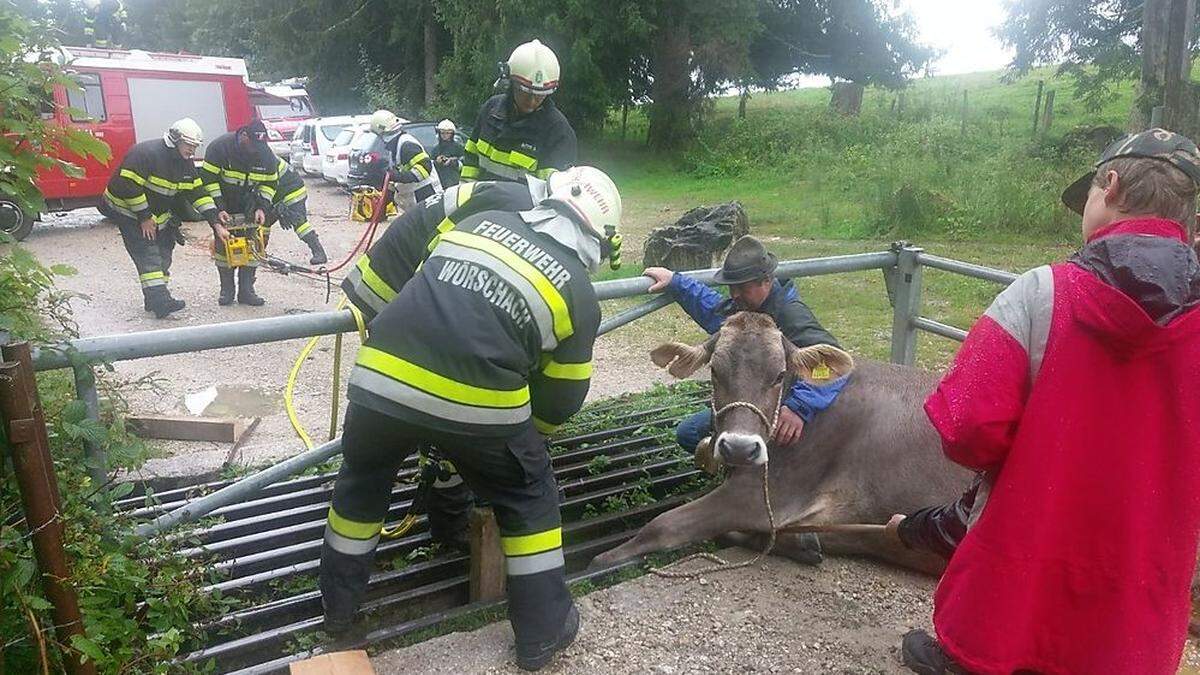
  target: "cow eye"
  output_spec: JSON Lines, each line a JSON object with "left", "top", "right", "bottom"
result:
{"left": 772, "top": 371, "right": 786, "bottom": 385}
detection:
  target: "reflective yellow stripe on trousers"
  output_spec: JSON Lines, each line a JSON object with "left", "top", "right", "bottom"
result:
{"left": 501, "top": 527, "right": 564, "bottom": 576}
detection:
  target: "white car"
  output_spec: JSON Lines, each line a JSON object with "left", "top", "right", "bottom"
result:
{"left": 289, "top": 121, "right": 312, "bottom": 173}
{"left": 322, "top": 124, "right": 369, "bottom": 185}
{"left": 298, "top": 114, "right": 371, "bottom": 176}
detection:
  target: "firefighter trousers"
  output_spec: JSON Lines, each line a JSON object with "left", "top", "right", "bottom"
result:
{"left": 115, "top": 215, "right": 179, "bottom": 308}
{"left": 320, "top": 402, "right": 573, "bottom": 648}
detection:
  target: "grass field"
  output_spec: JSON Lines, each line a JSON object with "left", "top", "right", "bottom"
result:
{"left": 583, "top": 66, "right": 1126, "bottom": 370}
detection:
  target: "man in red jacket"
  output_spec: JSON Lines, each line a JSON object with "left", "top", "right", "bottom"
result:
{"left": 901, "top": 128, "right": 1200, "bottom": 675}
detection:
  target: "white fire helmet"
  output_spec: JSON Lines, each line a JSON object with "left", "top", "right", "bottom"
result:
{"left": 507, "top": 39, "right": 560, "bottom": 96}
{"left": 436, "top": 119, "right": 456, "bottom": 133}
{"left": 369, "top": 109, "right": 403, "bottom": 136}
{"left": 546, "top": 166, "right": 621, "bottom": 241}
{"left": 164, "top": 118, "right": 203, "bottom": 148}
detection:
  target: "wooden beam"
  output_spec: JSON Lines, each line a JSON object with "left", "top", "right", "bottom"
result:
{"left": 128, "top": 415, "right": 245, "bottom": 443}
{"left": 469, "top": 507, "right": 506, "bottom": 602}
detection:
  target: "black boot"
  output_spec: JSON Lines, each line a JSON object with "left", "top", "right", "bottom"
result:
{"left": 146, "top": 288, "right": 186, "bottom": 319}
{"left": 218, "top": 268, "right": 235, "bottom": 306}
{"left": 237, "top": 266, "right": 265, "bottom": 306}
{"left": 901, "top": 630, "right": 966, "bottom": 675}
{"left": 302, "top": 232, "right": 328, "bottom": 266}
{"left": 515, "top": 604, "right": 580, "bottom": 671}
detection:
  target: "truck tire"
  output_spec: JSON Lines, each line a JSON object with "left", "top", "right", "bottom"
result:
{"left": 0, "top": 198, "right": 34, "bottom": 242}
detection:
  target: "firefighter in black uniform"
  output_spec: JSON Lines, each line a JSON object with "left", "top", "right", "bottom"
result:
{"left": 260, "top": 156, "right": 328, "bottom": 265}
{"left": 461, "top": 39, "right": 577, "bottom": 184}
{"left": 200, "top": 120, "right": 279, "bottom": 306}
{"left": 100, "top": 118, "right": 222, "bottom": 318}
{"left": 369, "top": 109, "right": 442, "bottom": 210}
{"left": 431, "top": 119, "right": 465, "bottom": 188}
{"left": 83, "top": 0, "right": 126, "bottom": 48}
{"left": 343, "top": 178, "right": 553, "bottom": 550}
{"left": 343, "top": 178, "right": 551, "bottom": 322}
{"left": 320, "top": 166, "right": 623, "bottom": 671}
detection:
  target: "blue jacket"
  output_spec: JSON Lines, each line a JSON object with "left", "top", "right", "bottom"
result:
{"left": 668, "top": 273, "right": 848, "bottom": 421}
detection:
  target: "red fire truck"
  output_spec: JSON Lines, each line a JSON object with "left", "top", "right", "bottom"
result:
{"left": 3, "top": 46, "right": 256, "bottom": 241}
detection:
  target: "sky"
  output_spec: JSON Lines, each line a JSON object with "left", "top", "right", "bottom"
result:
{"left": 900, "top": 0, "right": 1014, "bottom": 76}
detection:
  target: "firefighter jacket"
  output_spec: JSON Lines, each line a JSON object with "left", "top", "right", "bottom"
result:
{"left": 343, "top": 180, "right": 545, "bottom": 320}
{"left": 386, "top": 132, "right": 441, "bottom": 203}
{"left": 103, "top": 138, "right": 219, "bottom": 228}
{"left": 347, "top": 209, "right": 600, "bottom": 437}
{"left": 461, "top": 93, "right": 576, "bottom": 184}
{"left": 199, "top": 132, "right": 280, "bottom": 216}
{"left": 260, "top": 157, "right": 307, "bottom": 210}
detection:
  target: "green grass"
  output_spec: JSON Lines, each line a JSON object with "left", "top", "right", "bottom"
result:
{"left": 581, "top": 65, "right": 1128, "bottom": 371}
{"left": 588, "top": 66, "right": 1133, "bottom": 250}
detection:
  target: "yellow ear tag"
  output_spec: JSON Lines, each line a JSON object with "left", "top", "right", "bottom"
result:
{"left": 811, "top": 361, "right": 832, "bottom": 381}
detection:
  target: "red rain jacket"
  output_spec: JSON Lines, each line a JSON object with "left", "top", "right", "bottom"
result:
{"left": 924, "top": 218, "right": 1200, "bottom": 674}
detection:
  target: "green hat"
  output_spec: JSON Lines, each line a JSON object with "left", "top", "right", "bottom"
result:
{"left": 1061, "top": 128, "right": 1200, "bottom": 214}
{"left": 713, "top": 236, "right": 777, "bottom": 285}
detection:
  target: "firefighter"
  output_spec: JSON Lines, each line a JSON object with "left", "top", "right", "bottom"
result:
{"left": 99, "top": 118, "right": 222, "bottom": 319}
{"left": 343, "top": 178, "right": 554, "bottom": 551}
{"left": 460, "top": 39, "right": 577, "bottom": 184}
{"left": 343, "top": 178, "right": 551, "bottom": 322}
{"left": 369, "top": 109, "right": 442, "bottom": 211}
{"left": 431, "top": 119, "right": 465, "bottom": 188}
{"left": 200, "top": 120, "right": 280, "bottom": 306}
{"left": 83, "top": 0, "right": 126, "bottom": 48}
{"left": 260, "top": 156, "right": 328, "bottom": 265}
{"left": 320, "top": 166, "right": 622, "bottom": 671}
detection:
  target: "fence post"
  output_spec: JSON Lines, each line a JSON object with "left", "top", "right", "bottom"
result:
{"left": 468, "top": 506, "right": 506, "bottom": 602}
{"left": 1040, "top": 90, "right": 1056, "bottom": 135}
{"left": 1, "top": 342, "right": 96, "bottom": 675}
{"left": 1031, "top": 80, "right": 1044, "bottom": 138}
{"left": 889, "top": 245, "right": 924, "bottom": 365}
{"left": 72, "top": 364, "right": 108, "bottom": 491}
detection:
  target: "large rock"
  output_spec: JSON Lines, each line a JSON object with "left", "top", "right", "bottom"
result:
{"left": 643, "top": 201, "right": 751, "bottom": 271}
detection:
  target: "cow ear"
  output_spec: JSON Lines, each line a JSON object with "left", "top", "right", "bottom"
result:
{"left": 783, "top": 340, "right": 855, "bottom": 383}
{"left": 650, "top": 333, "right": 718, "bottom": 379}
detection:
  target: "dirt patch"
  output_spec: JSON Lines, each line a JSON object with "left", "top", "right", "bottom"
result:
{"left": 371, "top": 550, "right": 935, "bottom": 674}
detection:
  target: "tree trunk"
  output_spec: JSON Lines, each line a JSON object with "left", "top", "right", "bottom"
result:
{"left": 830, "top": 81, "right": 865, "bottom": 116}
{"left": 423, "top": 9, "right": 438, "bottom": 108}
{"left": 1135, "top": 0, "right": 1198, "bottom": 136}
{"left": 648, "top": 1, "right": 692, "bottom": 150}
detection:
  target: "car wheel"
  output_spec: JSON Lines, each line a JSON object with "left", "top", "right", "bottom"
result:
{"left": 0, "top": 198, "right": 35, "bottom": 241}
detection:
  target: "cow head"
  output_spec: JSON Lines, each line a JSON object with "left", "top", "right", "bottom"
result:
{"left": 651, "top": 312, "right": 854, "bottom": 466}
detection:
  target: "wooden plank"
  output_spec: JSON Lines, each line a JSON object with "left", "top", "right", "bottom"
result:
{"left": 222, "top": 416, "right": 261, "bottom": 468}
{"left": 469, "top": 506, "right": 506, "bottom": 602}
{"left": 128, "top": 415, "right": 244, "bottom": 443}
{"left": 289, "top": 650, "right": 375, "bottom": 675}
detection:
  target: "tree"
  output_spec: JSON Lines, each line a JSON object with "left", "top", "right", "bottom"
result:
{"left": 1, "top": 1, "right": 110, "bottom": 230}
{"left": 1000, "top": 0, "right": 1200, "bottom": 133}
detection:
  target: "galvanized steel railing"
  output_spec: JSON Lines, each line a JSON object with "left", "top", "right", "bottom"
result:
{"left": 30, "top": 244, "right": 1018, "bottom": 536}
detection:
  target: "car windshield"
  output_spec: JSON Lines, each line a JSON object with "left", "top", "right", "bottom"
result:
{"left": 256, "top": 97, "right": 313, "bottom": 118}
{"left": 350, "top": 131, "right": 378, "bottom": 151}
{"left": 406, "top": 125, "right": 438, "bottom": 150}
{"left": 332, "top": 128, "right": 355, "bottom": 147}
{"left": 320, "top": 124, "right": 348, "bottom": 141}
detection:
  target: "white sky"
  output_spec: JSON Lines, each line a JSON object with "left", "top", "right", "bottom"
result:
{"left": 899, "top": 0, "right": 1014, "bottom": 75}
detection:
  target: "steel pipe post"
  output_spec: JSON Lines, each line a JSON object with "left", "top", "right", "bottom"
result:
{"left": 598, "top": 295, "right": 674, "bottom": 336}
{"left": 916, "top": 253, "right": 1018, "bottom": 286}
{"left": 0, "top": 342, "right": 96, "bottom": 675}
{"left": 890, "top": 245, "right": 924, "bottom": 365}
{"left": 135, "top": 438, "right": 343, "bottom": 538}
{"left": 72, "top": 364, "right": 108, "bottom": 491}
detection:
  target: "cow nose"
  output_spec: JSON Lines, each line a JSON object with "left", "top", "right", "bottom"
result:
{"left": 715, "top": 432, "right": 767, "bottom": 466}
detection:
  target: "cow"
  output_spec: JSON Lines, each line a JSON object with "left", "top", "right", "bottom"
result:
{"left": 589, "top": 311, "right": 971, "bottom": 574}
